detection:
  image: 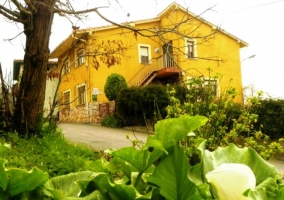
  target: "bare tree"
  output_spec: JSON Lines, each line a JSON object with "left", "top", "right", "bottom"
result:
{"left": 0, "top": 0, "right": 223, "bottom": 135}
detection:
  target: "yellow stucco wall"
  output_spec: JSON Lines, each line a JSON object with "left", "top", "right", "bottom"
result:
{"left": 57, "top": 6, "right": 245, "bottom": 111}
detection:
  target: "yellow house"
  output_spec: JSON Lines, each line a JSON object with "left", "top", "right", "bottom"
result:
{"left": 50, "top": 2, "right": 247, "bottom": 123}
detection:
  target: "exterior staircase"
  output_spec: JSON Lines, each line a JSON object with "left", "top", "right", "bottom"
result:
{"left": 128, "top": 54, "right": 179, "bottom": 87}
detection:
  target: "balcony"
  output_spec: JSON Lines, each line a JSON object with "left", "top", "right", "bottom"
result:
{"left": 128, "top": 54, "right": 181, "bottom": 87}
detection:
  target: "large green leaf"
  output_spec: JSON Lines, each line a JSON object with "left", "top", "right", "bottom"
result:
{"left": 148, "top": 144, "right": 203, "bottom": 200}
{"left": 43, "top": 171, "right": 100, "bottom": 200}
{"left": 0, "top": 159, "right": 8, "bottom": 191}
{"left": 6, "top": 167, "right": 48, "bottom": 196}
{"left": 204, "top": 144, "right": 279, "bottom": 184}
{"left": 154, "top": 115, "right": 207, "bottom": 149}
{"left": 63, "top": 190, "right": 106, "bottom": 200}
{"left": 113, "top": 147, "right": 164, "bottom": 173}
{"left": 99, "top": 176, "right": 137, "bottom": 200}
{"left": 189, "top": 143, "right": 281, "bottom": 199}
{"left": 247, "top": 177, "right": 279, "bottom": 200}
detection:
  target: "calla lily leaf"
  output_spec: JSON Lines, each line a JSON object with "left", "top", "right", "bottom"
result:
{"left": 247, "top": 177, "right": 279, "bottom": 200}
{"left": 154, "top": 115, "right": 208, "bottom": 149}
{"left": 189, "top": 143, "right": 282, "bottom": 200}
{"left": 113, "top": 146, "right": 164, "bottom": 173}
{"left": 6, "top": 167, "right": 48, "bottom": 196}
{"left": 43, "top": 171, "right": 99, "bottom": 199}
{"left": 148, "top": 144, "right": 203, "bottom": 200}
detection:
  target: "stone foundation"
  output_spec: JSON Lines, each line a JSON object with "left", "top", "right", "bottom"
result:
{"left": 59, "top": 101, "right": 115, "bottom": 123}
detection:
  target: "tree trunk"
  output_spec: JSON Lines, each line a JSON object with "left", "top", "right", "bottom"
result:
{"left": 13, "top": 1, "right": 56, "bottom": 135}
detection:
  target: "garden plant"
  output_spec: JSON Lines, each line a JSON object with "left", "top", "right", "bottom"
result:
{"left": 0, "top": 115, "right": 283, "bottom": 199}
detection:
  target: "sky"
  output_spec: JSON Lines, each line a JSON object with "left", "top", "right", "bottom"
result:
{"left": 0, "top": 0, "right": 284, "bottom": 98}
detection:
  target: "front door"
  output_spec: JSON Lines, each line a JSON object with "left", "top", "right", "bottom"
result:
{"left": 163, "top": 41, "right": 174, "bottom": 67}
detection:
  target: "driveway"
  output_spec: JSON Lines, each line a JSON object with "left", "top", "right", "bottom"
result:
{"left": 59, "top": 123, "right": 284, "bottom": 174}
{"left": 58, "top": 123, "right": 149, "bottom": 150}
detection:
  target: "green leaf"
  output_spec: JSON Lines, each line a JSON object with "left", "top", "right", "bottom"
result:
{"left": 247, "top": 177, "right": 279, "bottom": 200}
{"left": 63, "top": 190, "right": 106, "bottom": 200}
{"left": 6, "top": 167, "right": 48, "bottom": 196}
{"left": 0, "top": 159, "right": 8, "bottom": 191}
{"left": 106, "top": 157, "right": 132, "bottom": 179}
{"left": 154, "top": 115, "right": 207, "bottom": 149}
{"left": 203, "top": 144, "right": 279, "bottom": 185}
{"left": 0, "top": 144, "right": 11, "bottom": 154}
{"left": 113, "top": 147, "right": 164, "bottom": 173}
{"left": 189, "top": 143, "right": 281, "bottom": 199}
{"left": 148, "top": 144, "right": 203, "bottom": 200}
{"left": 100, "top": 176, "right": 137, "bottom": 200}
{"left": 84, "top": 160, "right": 106, "bottom": 172}
{"left": 43, "top": 171, "right": 99, "bottom": 199}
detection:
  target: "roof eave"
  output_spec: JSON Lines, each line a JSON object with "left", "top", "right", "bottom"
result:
{"left": 157, "top": 2, "right": 248, "bottom": 48}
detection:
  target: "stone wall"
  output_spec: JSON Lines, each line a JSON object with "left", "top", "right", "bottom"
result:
{"left": 59, "top": 101, "right": 115, "bottom": 123}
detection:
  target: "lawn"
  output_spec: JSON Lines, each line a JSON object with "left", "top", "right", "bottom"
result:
{"left": 0, "top": 124, "right": 99, "bottom": 177}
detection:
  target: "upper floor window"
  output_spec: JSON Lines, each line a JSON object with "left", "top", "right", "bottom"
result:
{"left": 185, "top": 38, "right": 197, "bottom": 59}
{"left": 77, "top": 84, "right": 86, "bottom": 106}
{"left": 63, "top": 90, "right": 71, "bottom": 109}
{"left": 77, "top": 48, "right": 85, "bottom": 66}
{"left": 138, "top": 44, "right": 151, "bottom": 64}
{"left": 63, "top": 59, "right": 70, "bottom": 74}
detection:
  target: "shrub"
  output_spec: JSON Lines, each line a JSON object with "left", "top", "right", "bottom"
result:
{"left": 165, "top": 77, "right": 283, "bottom": 160}
{"left": 116, "top": 84, "right": 169, "bottom": 126}
{"left": 251, "top": 99, "right": 284, "bottom": 139}
{"left": 104, "top": 73, "right": 128, "bottom": 101}
{"left": 101, "top": 114, "right": 124, "bottom": 128}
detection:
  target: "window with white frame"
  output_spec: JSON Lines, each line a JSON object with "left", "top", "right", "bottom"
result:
{"left": 77, "top": 48, "right": 85, "bottom": 66}
{"left": 203, "top": 79, "right": 218, "bottom": 97}
{"left": 185, "top": 38, "right": 197, "bottom": 59}
{"left": 77, "top": 84, "right": 86, "bottom": 105}
{"left": 63, "top": 90, "right": 71, "bottom": 109}
{"left": 187, "top": 76, "right": 219, "bottom": 99}
{"left": 63, "top": 59, "right": 70, "bottom": 74}
{"left": 138, "top": 44, "right": 151, "bottom": 64}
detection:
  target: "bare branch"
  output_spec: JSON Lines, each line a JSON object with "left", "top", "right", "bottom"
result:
{"left": 4, "top": 31, "right": 24, "bottom": 41}
{"left": 11, "top": 0, "right": 32, "bottom": 15}
{"left": 54, "top": 6, "right": 107, "bottom": 15}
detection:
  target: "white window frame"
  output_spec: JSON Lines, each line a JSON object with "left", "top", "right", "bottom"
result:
{"left": 187, "top": 76, "right": 219, "bottom": 97}
{"left": 77, "top": 47, "right": 85, "bottom": 67}
{"left": 185, "top": 38, "right": 197, "bottom": 59}
{"left": 138, "top": 44, "right": 151, "bottom": 64}
{"left": 62, "top": 58, "right": 70, "bottom": 74}
{"left": 63, "top": 90, "right": 71, "bottom": 109}
{"left": 76, "top": 84, "right": 86, "bottom": 106}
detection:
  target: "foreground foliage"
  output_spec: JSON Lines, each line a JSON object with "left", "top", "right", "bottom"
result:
{"left": 0, "top": 115, "right": 283, "bottom": 199}
{"left": 166, "top": 79, "right": 283, "bottom": 160}
{"left": 0, "top": 125, "right": 98, "bottom": 177}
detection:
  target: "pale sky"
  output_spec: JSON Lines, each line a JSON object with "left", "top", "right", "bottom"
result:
{"left": 0, "top": 0, "right": 283, "bottom": 98}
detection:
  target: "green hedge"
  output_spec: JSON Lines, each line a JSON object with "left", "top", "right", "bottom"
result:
{"left": 252, "top": 99, "right": 284, "bottom": 139}
{"left": 116, "top": 85, "right": 170, "bottom": 126}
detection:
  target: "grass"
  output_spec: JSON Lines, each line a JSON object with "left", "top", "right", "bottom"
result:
{"left": 0, "top": 124, "right": 99, "bottom": 177}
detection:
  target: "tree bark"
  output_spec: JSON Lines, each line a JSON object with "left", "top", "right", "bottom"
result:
{"left": 13, "top": 1, "right": 56, "bottom": 134}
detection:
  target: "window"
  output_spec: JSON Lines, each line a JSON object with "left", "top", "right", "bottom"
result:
{"left": 63, "top": 59, "right": 70, "bottom": 74}
{"left": 77, "top": 84, "right": 86, "bottom": 105}
{"left": 138, "top": 44, "right": 151, "bottom": 64}
{"left": 63, "top": 90, "right": 70, "bottom": 109}
{"left": 77, "top": 48, "right": 85, "bottom": 66}
{"left": 187, "top": 77, "right": 219, "bottom": 100}
{"left": 203, "top": 79, "right": 218, "bottom": 97}
{"left": 185, "top": 38, "right": 197, "bottom": 59}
